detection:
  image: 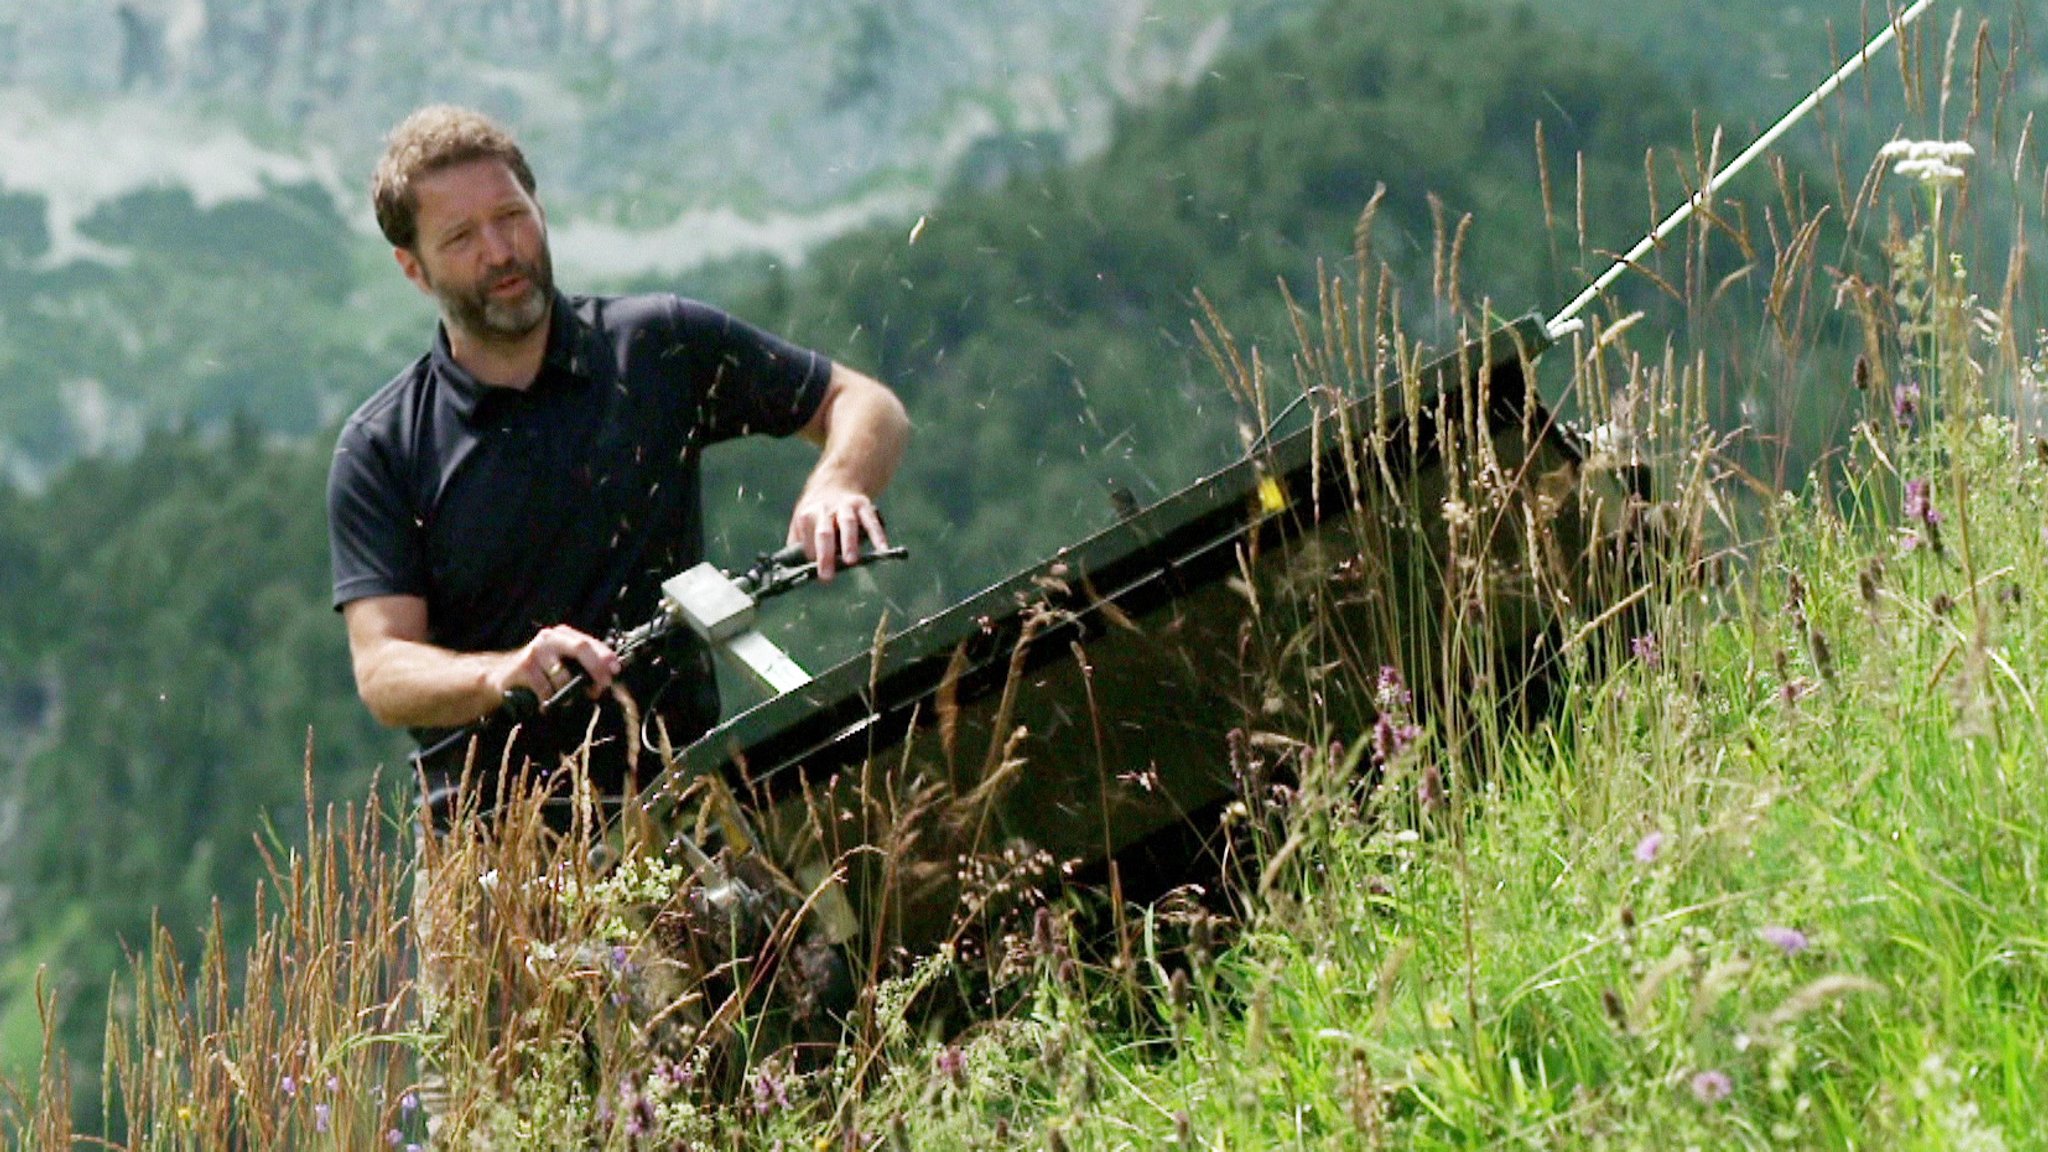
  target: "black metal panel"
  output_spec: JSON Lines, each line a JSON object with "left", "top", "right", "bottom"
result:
{"left": 650, "top": 315, "right": 1558, "bottom": 822}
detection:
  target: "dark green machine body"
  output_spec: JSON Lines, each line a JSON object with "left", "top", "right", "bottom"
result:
{"left": 649, "top": 315, "right": 1631, "bottom": 952}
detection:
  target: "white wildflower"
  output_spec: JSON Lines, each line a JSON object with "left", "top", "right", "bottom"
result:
{"left": 1881, "top": 139, "right": 1973, "bottom": 185}
{"left": 1892, "top": 157, "right": 1967, "bottom": 185}
{"left": 1878, "top": 138, "right": 1975, "bottom": 163}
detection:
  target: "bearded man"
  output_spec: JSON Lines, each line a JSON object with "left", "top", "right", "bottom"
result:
{"left": 328, "top": 105, "right": 908, "bottom": 821}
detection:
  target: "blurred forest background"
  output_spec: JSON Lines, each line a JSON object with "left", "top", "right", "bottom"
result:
{"left": 0, "top": 0, "right": 2033, "bottom": 1103}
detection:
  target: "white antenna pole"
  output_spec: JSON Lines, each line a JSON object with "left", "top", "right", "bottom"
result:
{"left": 1546, "top": 0, "right": 1941, "bottom": 339}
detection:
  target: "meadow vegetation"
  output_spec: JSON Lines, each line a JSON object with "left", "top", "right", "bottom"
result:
{"left": 7, "top": 11, "right": 2048, "bottom": 1152}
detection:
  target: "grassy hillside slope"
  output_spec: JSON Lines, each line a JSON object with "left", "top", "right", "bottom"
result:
{"left": 10, "top": 90, "right": 2046, "bottom": 1150}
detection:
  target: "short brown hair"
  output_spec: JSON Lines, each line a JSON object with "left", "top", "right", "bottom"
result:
{"left": 371, "top": 105, "right": 537, "bottom": 250}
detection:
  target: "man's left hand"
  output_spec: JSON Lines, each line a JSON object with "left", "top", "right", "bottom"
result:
{"left": 789, "top": 361, "right": 908, "bottom": 582}
{"left": 788, "top": 486, "right": 889, "bottom": 582}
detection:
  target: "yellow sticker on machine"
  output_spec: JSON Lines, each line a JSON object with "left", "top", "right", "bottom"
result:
{"left": 1257, "top": 474, "right": 1288, "bottom": 515}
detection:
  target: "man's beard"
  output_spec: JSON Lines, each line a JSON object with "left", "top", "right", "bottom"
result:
{"left": 434, "top": 246, "right": 554, "bottom": 342}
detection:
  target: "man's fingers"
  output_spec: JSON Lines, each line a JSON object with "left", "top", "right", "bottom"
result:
{"left": 528, "top": 626, "right": 620, "bottom": 694}
{"left": 858, "top": 502, "right": 890, "bottom": 551}
{"left": 791, "top": 493, "right": 888, "bottom": 583}
{"left": 563, "top": 640, "right": 621, "bottom": 691}
{"left": 809, "top": 514, "right": 838, "bottom": 580}
{"left": 836, "top": 504, "right": 863, "bottom": 566}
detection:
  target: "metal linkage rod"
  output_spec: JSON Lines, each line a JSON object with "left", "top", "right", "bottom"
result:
{"left": 1547, "top": 0, "right": 1941, "bottom": 339}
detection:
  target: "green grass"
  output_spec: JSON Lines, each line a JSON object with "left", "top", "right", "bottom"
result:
{"left": 788, "top": 427, "right": 2044, "bottom": 1151}
{"left": 754, "top": 138, "right": 2048, "bottom": 1149}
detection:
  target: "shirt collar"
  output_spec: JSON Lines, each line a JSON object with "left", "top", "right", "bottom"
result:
{"left": 430, "top": 292, "right": 597, "bottom": 423}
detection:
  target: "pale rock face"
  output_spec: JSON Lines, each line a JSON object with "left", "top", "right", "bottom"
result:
{"left": 0, "top": 0, "right": 1308, "bottom": 274}
{"left": 0, "top": 0, "right": 1317, "bottom": 478}
{"left": 0, "top": 94, "right": 336, "bottom": 267}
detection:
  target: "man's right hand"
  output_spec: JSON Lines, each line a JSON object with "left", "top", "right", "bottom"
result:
{"left": 345, "top": 595, "right": 626, "bottom": 729}
{"left": 491, "top": 624, "right": 623, "bottom": 702}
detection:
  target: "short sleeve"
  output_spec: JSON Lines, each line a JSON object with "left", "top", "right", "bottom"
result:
{"left": 327, "top": 419, "right": 427, "bottom": 610}
{"left": 672, "top": 297, "right": 830, "bottom": 443}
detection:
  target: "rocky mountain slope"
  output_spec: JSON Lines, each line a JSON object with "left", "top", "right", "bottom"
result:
{"left": 1, "top": 0, "right": 1312, "bottom": 261}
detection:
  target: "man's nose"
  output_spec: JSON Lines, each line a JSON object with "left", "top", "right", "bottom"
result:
{"left": 478, "top": 221, "right": 515, "bottom": 263}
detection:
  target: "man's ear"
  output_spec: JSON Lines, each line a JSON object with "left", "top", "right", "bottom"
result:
{"left": 394, "top": 247, "right": 432, "bottom": 296}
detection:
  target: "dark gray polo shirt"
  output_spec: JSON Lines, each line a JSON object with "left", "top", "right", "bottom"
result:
{"left": 327, "top": 292, "right": 828, "bottom": 803}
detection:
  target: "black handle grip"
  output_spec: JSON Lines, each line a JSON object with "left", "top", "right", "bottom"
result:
{"left": 510, "top": 664, "right": 595, "bottom": 716}
{"left": 502, "top": 686, "right": 541, "bottom": 719}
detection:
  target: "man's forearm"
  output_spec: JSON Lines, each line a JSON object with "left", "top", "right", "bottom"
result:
{"left": 355, "top": 636, "right": 509, "bottom": 729}
{"left": 347, "top": 597, "right": 624, "bottom": 731}
{"left": 801, "top": 363, "right": 909, "bottom": 500}
{"left": 788, "top": 364, "right": 909, "bottom": 575}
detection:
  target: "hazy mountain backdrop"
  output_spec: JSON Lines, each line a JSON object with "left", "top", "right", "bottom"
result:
{"left": 0, "top": 0, "right": 1318, "bottom": 479}
{"left": 6, "top": 0, "right": 2016, "bottom": 480}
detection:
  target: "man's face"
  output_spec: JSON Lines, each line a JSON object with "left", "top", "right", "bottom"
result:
{"left": 397, "top": 159, "right": 554, "bottom": 342}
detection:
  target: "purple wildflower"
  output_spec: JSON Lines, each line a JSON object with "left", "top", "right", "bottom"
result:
{"left": 1630, "top": 632, "right": 1661, "bottom": 668}
{"left": 1633, "top": 831, "right": 1665, "bottom": 865}
{"left": 280, "top": 1075, "right": 298, "bottom": 1099}
{"left": 1372, "top": 712, "right": 1422, "bottom": 767}
{"left": 1903, "top": 479, "right": 1931, "bottom": 520}
{"left": 1417, "top": 762, "right": 1445, "bottom": 813}
{"left": 1375, "top": 665, "right": 1413, "bottom": 711}
{"left": 1032, "top": 905, "right": 1060, "bottom": 959}
{"left": 387, "top": 1129, "right": 404, "bottom": 1147}
{"left": 1759, "top": 926, "right": 1810, "bottom": 956}
{"left": 400, "top": 1092, "right": 419, "bottom": 1115}
{"left": 1894, "top": 381, "right": 1921, "bottom": 427}
{"left": 1689, "top": 1069, "right": 1733, "bottom": 1104}
{"left": 1904, "top": 479, "right": 1943, "bottom": 526}
{"left": 753, "top": 1069, "right": 792, "bottom": 1117}
{"left": 314, "top": 1103, "right": 332, "bottom": 1134}
{"left": 937, "top": 1044, "right": 968, "bottom": 1086}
